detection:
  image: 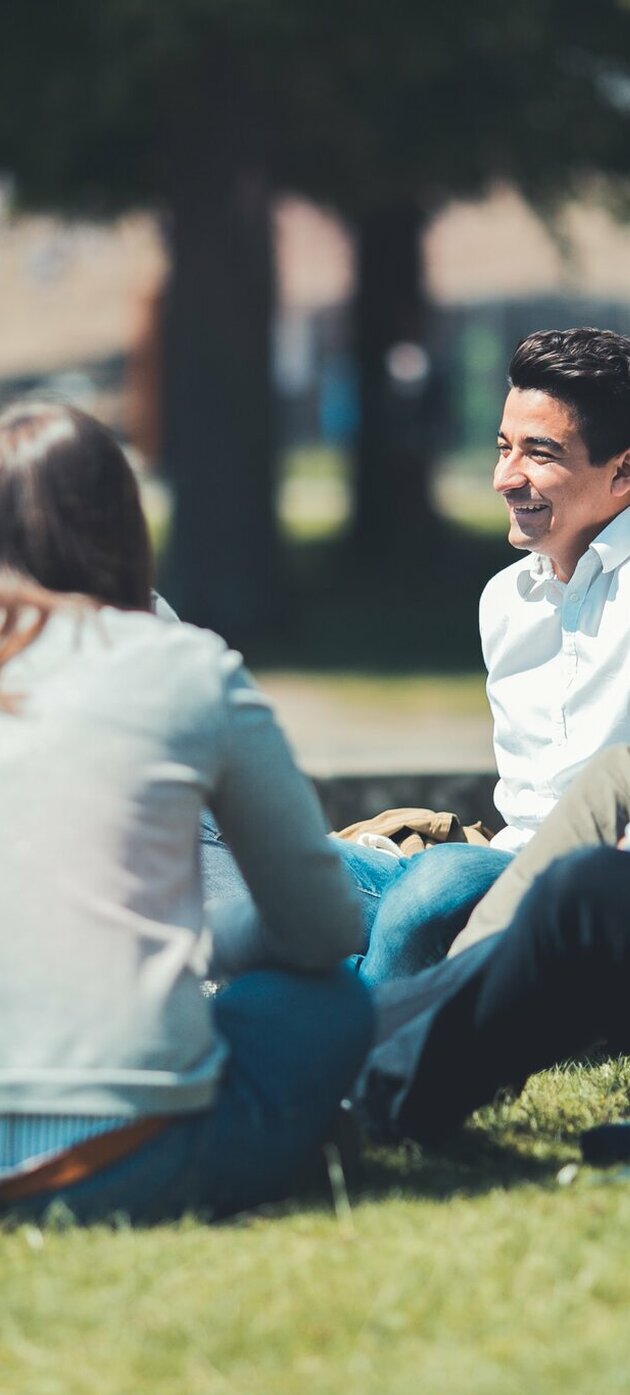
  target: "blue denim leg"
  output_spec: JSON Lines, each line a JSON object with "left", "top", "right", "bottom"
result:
{"left": 199, "top": 809, "right": 249, "bottom": 900}
{"left": 359, "top": 843, "right": 513, "bottom": 985}
{"left": 200, "top": 810, "right": 403, "bottom": 944}
{"left": 329, "top": 836, "right": 404, "bottom": 941}
{"left": 10, "top": 968, "right": 374, "bottom": 1226}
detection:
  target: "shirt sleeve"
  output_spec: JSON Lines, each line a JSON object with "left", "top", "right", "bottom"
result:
{"left": 204, "top": 652, "right": 363, "bottom": 978}
{"left": 151, "top": 591, "right": 180, "bottom": 623}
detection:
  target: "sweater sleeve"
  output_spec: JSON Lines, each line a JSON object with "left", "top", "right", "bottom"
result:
{"left": 204, "top": 653, "right": 362, "bottom": 978}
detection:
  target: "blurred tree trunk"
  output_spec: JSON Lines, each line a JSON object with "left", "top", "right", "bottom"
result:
{"left": 162, "top": 77, "right": 275, "bottom": 643}
{"left": 354, "top": 202, "right": 436, "bottom": 564}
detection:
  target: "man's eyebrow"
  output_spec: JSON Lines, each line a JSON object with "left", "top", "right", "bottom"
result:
{"left": 523, "top": 435, "right": 565, "bottom": 452}
{"left": 496, "top": 429, "right": 565, "bottom": 453}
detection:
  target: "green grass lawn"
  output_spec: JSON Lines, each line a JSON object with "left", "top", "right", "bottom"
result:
{"left": 276, "top": 445, "right": 508, "bottom": 543}
{"left": 254, "top": 670, "right": 490, "bottom": 719}
{"left": 430, "top": 448, "right": 507, "bottom": 537}
{"left": 3, "top": 1057, "right": 630, "bottom": 1395}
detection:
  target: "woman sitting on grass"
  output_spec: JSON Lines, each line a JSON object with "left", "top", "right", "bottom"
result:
{"left": 0, "top": 401, "right": 373, "bottom": 1224}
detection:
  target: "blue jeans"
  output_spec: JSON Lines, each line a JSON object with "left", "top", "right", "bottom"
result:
{"left": 359, "top": 843, "right": 513, "bottom": 984}
{"left": 7, "top": 967, "right": 373, "bottom": 1225}
{"left": 201, "top": 812, "right": 512, "bottom": 983}
{"left": 199, "top": 810, "right": 398, "bottom": 936}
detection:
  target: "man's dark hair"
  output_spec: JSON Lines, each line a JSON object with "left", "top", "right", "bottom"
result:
{"left": 508, "top": 327, "right": 630, "bottom": 464}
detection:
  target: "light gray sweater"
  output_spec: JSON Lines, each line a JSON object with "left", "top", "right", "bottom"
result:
{"left": 0, "top": 607, "right": 361, "bottom": 1118}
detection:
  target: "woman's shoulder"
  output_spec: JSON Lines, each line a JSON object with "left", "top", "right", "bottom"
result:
{"left": 17, "top": 606, "right": 249, "bottom": 726}
{"left": 99, "top": 606, "right": 233, "bottom": 674}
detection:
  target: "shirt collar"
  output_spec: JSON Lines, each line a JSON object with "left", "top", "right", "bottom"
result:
{"left": 527, "top": 552, "right": 555, "bottom": 582}
{"left": 526, "top": 507, "right": 630, "bottom": 582}
{"left": 588, "top": 508, "right": 630, "bottom": 574}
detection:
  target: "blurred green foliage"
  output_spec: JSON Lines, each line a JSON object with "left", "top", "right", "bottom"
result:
{"left": 3, "top": 1, "right": 630, "bottom": 218}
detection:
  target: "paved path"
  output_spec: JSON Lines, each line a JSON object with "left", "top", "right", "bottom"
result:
{"left": 255, "top": 672, "right": 495, "bottom": 776}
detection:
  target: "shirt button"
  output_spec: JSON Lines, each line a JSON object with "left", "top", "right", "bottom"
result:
{"left": 569, "top": 592, "right": 579, "bottom": 602}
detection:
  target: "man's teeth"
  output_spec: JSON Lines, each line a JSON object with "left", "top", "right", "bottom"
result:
{"left": 514, "top": 503, "right": 547, "bottom": 512}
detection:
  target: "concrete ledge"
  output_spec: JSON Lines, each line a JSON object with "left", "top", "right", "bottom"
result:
{"left": 312, "top": 771, "right": 501, "bottom": 836}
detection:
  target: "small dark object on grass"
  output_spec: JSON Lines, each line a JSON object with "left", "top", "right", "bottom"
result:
{"left": 581, "top": 1121, "right": 630, "bottom": 1165}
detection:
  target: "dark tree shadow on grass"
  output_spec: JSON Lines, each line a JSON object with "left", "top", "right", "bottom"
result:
{"left": 238, "top": 1124, "right": 569, "bottom": 1230}
{"left": 356, "top": 1126, "right": 566, "bottom": 1205}
{"left": 248, "top": 520, "right": 514, "bottom": 673}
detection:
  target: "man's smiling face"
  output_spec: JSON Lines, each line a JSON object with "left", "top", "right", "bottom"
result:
{"left": 494, "top": 387, "right": 630, "bottom": 582}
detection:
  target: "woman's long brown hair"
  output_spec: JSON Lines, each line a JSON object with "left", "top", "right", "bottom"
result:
{"left": 0, "top": 401, "right": 154, "bottom": 710}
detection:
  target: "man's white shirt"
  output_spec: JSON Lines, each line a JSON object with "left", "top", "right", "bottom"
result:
{"left": 481, "top": 508, "right": 630, "bottom": 852}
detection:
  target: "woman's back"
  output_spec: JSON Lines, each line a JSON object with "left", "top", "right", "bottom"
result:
{"left": 0, "top": 599, "right": 362, "bottom": 1126}
{"left": 0, "top": 607, "right": 235, "bottom": 1118}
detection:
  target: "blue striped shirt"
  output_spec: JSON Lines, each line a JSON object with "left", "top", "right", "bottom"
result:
{"left": 0, "top": 1116, "right": 127, "bottom": 1179}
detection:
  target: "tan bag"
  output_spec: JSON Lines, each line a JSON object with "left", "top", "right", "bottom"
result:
{"left": 335, "top": 806, "right": 493, "bottom": 857}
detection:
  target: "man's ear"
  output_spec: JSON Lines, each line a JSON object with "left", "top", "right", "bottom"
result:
{"left": 611, "top": 450, "right": 630, "bottom": 497}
